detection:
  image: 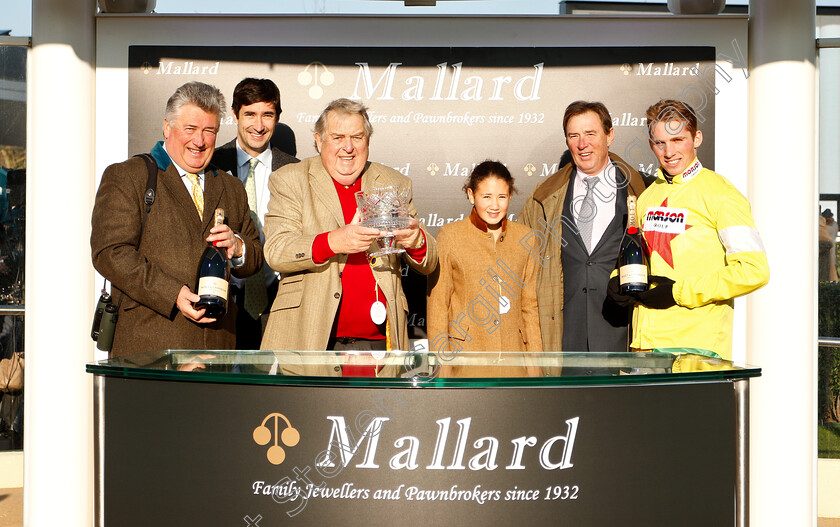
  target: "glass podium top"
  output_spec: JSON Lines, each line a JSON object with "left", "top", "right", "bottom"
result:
{"left": 86, "top": 349, "right": 761, "bottom": 388}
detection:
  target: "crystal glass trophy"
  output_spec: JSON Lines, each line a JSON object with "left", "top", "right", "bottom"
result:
{"left": 355, "top": 186, "right": 412, "bottom": 257}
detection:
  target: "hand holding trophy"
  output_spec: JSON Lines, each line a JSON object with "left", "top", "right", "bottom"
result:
{"left": 355, "top": 186, "right": 412, "bottom": 257}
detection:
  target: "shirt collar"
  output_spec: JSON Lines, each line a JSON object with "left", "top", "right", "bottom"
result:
{"left": 235, "top": 140, "right": 272, "bottom": 170}
{"left": 161, "top": 142, "right": 204, "bottom": 178}
{"left": 575, "top": 161, "right": 615, "bottom": 187}
{"left": 658, "top": 158, "right": 702, "bottom": 184}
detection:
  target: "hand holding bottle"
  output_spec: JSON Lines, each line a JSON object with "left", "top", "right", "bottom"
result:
{"left": 606, "top": 276, "right": 637, "bottom": 307}
{"left": 206, "top": 223, "right": 243, "bottom": 260}
{"left": 176, "top": 285, "right": 217, "bottom": 323}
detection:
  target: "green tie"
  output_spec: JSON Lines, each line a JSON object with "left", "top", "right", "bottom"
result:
{"left": 243, "top": 158, "right": 268, "bottom": 319}
{"left": 186, "top": 172, "right": 203, "bottom": 218}
{"left": 244, "top": 158, "right": 260, "bottom": 229}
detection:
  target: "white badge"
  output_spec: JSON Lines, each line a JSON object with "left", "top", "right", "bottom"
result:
{"left": 370, "top": 301, "right": 387, "bottom": 325}
{"left": 643, "top": 207, "right": 689, "bottom": 235}
{"left": 499, "top": 295, "right": 511, "bottom": 314}
{"left": 371, "top": 348, "right": 386, "bottom": 361}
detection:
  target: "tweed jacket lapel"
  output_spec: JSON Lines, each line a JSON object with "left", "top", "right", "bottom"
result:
{"left": 271, "top": 147, "right": 283, "bottom": 172}
{"left": 308, "top": 157, "right": 345, "bottom": 229}
{"left": 158, "top": 163, "right": 205, "bottom": 233}
{"left": 360, "top": 162, "right": 382, "bottom": 192}
{"left": 211, "top": 139, "right": 238, "bottom": 175}
{"left": 270, "top": 146, "right": 297, "bottom": 172}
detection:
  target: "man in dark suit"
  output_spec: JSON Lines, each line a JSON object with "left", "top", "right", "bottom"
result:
{"left": 212, "top": 78, "right": 299, "bottom": 349}
{"left": 519, "top": 101, "right": 647, "bottom": 352}
{"left": 91, "top": 81, "right": 263, "bottom": 357}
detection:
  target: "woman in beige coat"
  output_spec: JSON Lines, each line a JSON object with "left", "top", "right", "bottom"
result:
{"left": 427, "top": 161, "right": 543, "bottom": 378}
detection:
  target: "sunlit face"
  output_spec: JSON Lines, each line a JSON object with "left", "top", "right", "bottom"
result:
{"left": 235, "top": 101, "right": 278, "bottom": 158}
{"left": 163, "top": 103, "right": 219, "bottom": 173}
{"left": 649, "top": 119, "right": 703, "bottom": 176}
{"left": 468, "top": 176, "right": 511, "bottom": 230}
{"left": 565, "top": 110, "right": 615, "bottom": 176}
{"left": 314, "top": 111, "right": 370, "bottom": 186}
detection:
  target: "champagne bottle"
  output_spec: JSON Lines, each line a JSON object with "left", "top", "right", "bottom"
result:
{"left": 618, "top": 196, "right": 649, "bottom": 294}
{"left": 194, "top": 208, "right": 230, "bottom": 318}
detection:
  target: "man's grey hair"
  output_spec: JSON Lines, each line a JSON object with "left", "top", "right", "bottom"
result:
{"left": 164, "top": 81, "right": 226, "bottom": 122}
{"left": 313, "top": 98, "right": 374, "bottom": 139}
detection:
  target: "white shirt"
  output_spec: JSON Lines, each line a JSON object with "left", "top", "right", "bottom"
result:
{"left": 234, "top": 140, "right": 277, "bottom": 287}
{"left": 572, "top": 162, "right": 618, "bottom": 251}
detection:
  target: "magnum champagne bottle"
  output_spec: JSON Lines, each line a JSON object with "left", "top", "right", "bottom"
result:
{"left": 194, "top": 208, "right": 230, "bottom": 318}
{"left": 618, "top": 196, "right": 649, "bottom": 294}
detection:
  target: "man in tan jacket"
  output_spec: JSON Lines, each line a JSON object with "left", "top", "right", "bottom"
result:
{"left": 261, "top": 99, "right": 437, "bottom": 376}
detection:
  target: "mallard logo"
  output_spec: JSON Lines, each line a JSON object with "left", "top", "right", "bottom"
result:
{"left": 298, "top": 62, "right": 335, "bottom": 100}
{"left": 253, "top": 413, "right": 300, "bottom": 465}
{"left": 524, "top": 163, "right": 536, "bottom": 176}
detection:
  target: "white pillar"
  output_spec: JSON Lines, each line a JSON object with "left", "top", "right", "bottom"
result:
{"left": 26, "top": 0, "right": 95, "bottom": 526}
{"left": 748, "top": 1, "right": 817, "bottom": 526}
{"left": 818, "top": 21, "right": 840, "bottom": 194}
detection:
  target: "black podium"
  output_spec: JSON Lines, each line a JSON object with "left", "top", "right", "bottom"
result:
{"left": 88, "top": 350, "right": 758, "bottom": 527}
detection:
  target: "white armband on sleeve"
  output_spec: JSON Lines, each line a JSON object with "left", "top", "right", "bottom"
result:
{"left": 718, "top": 226, "right": 765, "bottom": 254}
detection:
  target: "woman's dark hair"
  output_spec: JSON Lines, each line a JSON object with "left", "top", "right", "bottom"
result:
{"left": 462, "top": 160, "right": 516, "bottom": 195}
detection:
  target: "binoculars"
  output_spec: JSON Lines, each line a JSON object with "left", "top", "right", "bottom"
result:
{"left": 91, "top": 290, "right": 118, "bottom": 352}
